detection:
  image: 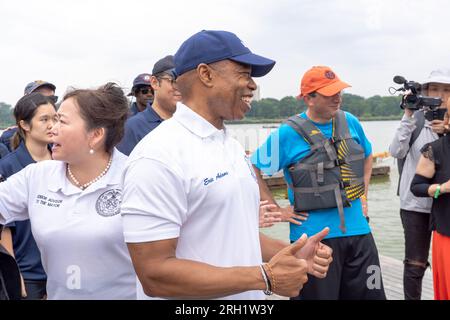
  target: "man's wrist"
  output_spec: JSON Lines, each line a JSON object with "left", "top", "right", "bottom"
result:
{"left": 259, "top": 264, "right": 273, "bottom": 295}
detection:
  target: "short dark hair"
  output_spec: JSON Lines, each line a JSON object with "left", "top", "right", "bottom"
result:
{"left": 12, "top": 93, "right": 55, "bottom": 150}
{"left": 63, "top": 83, "right": 129, "bottom": 153}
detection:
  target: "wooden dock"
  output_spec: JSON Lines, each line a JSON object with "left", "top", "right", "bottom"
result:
{"left": 379, "top": 255, "right": 433, "bottom": 300}
{"left": 268, "top": 255, "right": 434, "bottom": 300}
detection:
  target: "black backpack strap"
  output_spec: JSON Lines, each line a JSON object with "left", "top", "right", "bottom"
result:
{"left": 396, "top": 111, "right": 425, "bottom": 196}
{"left": 285, "top": 116, "right": 337, "bottom": 160}
{"left": 285, "top": 115, "right": 326, "bottom": 146}
{"left": 332, "top": 110, "right": 352, "bottom": 141}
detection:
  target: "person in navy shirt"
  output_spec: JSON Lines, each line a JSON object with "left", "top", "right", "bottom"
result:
{"left": 127, "top": 73, "right": 153, "bottom": 116}
{"left": 252, "top": 66, "right": 386, "bottom": 300}
{"left": 0, "top": 143, "right": 8, "bottom": 159}
{"left": 117, "top": 55, "right": 182, "bottom": 155}
{"left": 0, "top": 93, "right": 56, "bottom": 299}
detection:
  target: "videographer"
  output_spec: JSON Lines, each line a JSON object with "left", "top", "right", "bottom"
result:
{"left": 389, "top": 68, "right": 450, "bottom": 300}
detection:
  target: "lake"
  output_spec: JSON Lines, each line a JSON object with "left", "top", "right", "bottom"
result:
{"left": 227, "top": 120, "right": 407, "bottom": 260}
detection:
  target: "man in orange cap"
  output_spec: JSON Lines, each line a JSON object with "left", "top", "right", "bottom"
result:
{"left": 252, "top": 66, "right": 386, "bottom": 299}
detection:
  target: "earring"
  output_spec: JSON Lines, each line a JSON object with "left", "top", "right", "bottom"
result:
{"left": 89, "top": 149, "right": 94, "bottom": 155}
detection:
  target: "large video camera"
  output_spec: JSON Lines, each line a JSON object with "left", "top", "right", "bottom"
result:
{"left": 391, "top": 75, "right": 442, "bottom": 111}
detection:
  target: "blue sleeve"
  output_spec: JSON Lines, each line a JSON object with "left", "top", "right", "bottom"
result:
{"left": 250, "top": 129, "right": 284, "bottom": 176}
{"left": 0, "top": 143, "right": 9, "bottom": 158}
{"left": 251, "top": 124, "right": 309, "bottom": 176}
{"left": 346, "top": 112, "right": 372, "bottom": 157}
{"left": 117, "top": 119, "right": 138, "bottom": 156}
{"left": 0, "top": 129, "right": 15, "bottom": 152}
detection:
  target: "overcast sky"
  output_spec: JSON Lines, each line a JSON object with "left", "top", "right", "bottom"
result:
{"left": 0, "top": 0, "right": 449, "bottom": 105}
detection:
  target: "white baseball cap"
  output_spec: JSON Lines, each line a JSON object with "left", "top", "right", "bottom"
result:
{"left": 423, "top": 68, "right": 450, "bottom": 85}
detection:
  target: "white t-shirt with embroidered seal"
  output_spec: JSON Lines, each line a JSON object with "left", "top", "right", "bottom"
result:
{"left": 0, "top": 149, "right": 136, "bottom": 300}
{"left": 121, "top": 102, "right": 264, "bottom": 300}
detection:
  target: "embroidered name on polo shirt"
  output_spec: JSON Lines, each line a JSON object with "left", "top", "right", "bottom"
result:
{"left": 35, "top": 194, "right": 63, "bottom": 208}
{"left": 203, "top": 172, "right": 229, "bottom": 186}
{"left": 216, "top": 172, "right": 229, "bottom": 179}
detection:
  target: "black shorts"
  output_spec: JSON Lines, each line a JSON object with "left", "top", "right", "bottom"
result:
{"left": 291, "top": 233, "right": 386, "bottom": 300}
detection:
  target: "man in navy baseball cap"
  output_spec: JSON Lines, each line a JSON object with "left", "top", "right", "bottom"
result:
{"left": 171, "top": 29, "right": 276, "bottom": 126}
{"left": 117, "top": 55, "right": 181, "bottom": 155}
{"left": 122, "top": 30, "right": 332, "bottom": 300}
{"left": 128, "top": 73, "right": 153, "bottom": 116}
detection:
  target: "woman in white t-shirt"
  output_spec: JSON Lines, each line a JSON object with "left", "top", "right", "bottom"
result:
{"left": 0, "top": 83, "right": 136, "bottom": 299}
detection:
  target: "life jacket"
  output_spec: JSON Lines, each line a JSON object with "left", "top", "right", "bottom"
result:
{"left": 285, "top": 110, "right": 366, "bottom": 233}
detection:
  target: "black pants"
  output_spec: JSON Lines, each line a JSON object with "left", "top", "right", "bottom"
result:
{"left": 400, "top": 209, "right": 431, "bottom": 300}
{"left": 291, "top": 233, "right": 386, "bottom": 300}
{"left": 23, "top": 280, "right": 46, "bottom": 300}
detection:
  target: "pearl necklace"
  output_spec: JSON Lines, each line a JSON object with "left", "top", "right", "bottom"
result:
{"left": 67, "top": 157, "right": 113, "bottom": 190}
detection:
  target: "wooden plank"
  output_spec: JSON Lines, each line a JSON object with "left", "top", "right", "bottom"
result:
{"left": 268, "top": 255, "right": 434, "bottom": 300}
{"left": 380, "top": 255, "right": 434, "bottom": 300}
{"left": 372, "top": 165, "right": 390, "bottom": 176}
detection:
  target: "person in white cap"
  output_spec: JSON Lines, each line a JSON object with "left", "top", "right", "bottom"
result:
{"left": 389, "top": 68, "right": 450, "bottom": 300}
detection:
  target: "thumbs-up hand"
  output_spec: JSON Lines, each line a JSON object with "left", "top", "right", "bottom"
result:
{"left": 266, "top": 234, "right": 309, "bottom": 297}
{"left": 294, "top": 227, "right": 333, "bottom": 279}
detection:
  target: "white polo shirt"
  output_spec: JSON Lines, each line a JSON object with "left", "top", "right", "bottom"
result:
{"left": 121, "top": 102, "right": 264, "bottom": 300}
{"left": 0, "top": 149, "right": 136, "bottom": 300}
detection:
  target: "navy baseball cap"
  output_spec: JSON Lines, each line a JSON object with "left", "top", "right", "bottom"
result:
{"left": 174, "top": 30, "right": 276, "bottom": 78}
{"left": 24, "top": 80, "right": 56, "bottom": 95}
{"left": 132, "top": 73, "right": 152, "bottom": 87}
{"left": 152, "top": 55, "right": 176, "bottom": 78}
{"left": 128, "top": 73, "right": 152, "bottom": 96}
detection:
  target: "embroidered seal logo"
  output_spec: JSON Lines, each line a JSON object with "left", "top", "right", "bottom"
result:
{"left": 95, "top": 189, "right": 122, "bottom": 217}
{"left": 324, "top": 71, "right": 335, "bottom": 79}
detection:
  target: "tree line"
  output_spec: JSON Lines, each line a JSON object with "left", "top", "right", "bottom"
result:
{"left": 245, "top": 93, "right": 403, "bottom": 121}
{"left": 0, "top": 102, "right": 15, "bottom": 128}
{"left": 1, "top": 93, "right": 403, "bottom": 129}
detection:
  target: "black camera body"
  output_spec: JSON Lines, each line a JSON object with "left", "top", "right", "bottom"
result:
{"left": 424, "top": 108, "right": 447, "bottom": 121}
{"left": 392, "top": 75, "right": 442, "bottom": 111}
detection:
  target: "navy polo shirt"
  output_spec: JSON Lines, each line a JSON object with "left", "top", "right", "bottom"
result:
{"left": 0, "top": 141, "right": 47, "bottom": 281}
{"left": 0, "top": 127, "right": 17, "bottom": 152}
{"left": 117, "top": 105, "right": 163, "bottom": 156}
{"left": 0, "top": 142, "right": 8, "bottom": 158}
{"left": 129, "top": 102, "right": 140, "bottom": 117}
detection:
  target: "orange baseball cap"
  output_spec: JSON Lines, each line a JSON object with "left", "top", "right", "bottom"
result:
{"left": 297, "top": 66, "right": 351, "bottom": 98}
